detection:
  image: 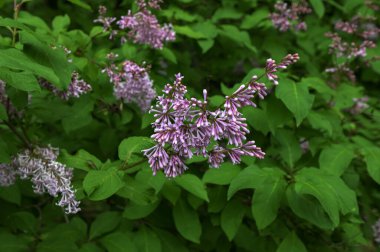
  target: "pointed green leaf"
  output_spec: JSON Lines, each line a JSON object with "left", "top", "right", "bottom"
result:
{"left": 221, "top": 199, "right": 246, "bottom": 240}
{"left": 277, "top": 232, "right": 307, "bottom": 252}
{"left": 173, "top": 198, "right": 202, "bottom": 243}
{"left": 319, "top": 144, "right": 355, "bottom": 176}
{"left": 175, "top": 174, "right": 209, "bottom": 201}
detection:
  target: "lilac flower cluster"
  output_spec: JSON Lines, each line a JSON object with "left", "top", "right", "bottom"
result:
{"left": 143, "top": 54, "right": 299, "bottom": 177}
{"left": 0, "top": 146, "right": 80, "bottom": 214}
{"left": 103, "top": 56, "right": 156, "bottom": 111}
{"left": 94, "top": 1, "right": 175, "bottom": 49}
{"left": 270, "top": 1, "right": 311, "bottom": 32}
{"left": 348, "top": 96, "right": 369, "bottom": 115}
{"left": 325, "top": 15, "right": 379, "bottom": 82}
{"left": 40, "top": 72, "right": 92, "bottom": 100}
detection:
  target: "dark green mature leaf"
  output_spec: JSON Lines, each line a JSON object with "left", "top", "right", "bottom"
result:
{"left": 118, "top": 136, "right": 154, "bottom": 163}
{"left": 362, "top": 146, "right": 380, "bottom": 184}
{"left": 276, "top": 79, "right": 314, "bottom": 126}
{"left": 212, "top": 8, "right": 242, "bottom": 22}
{"left": 123, "top": 200, "right": 160, "bottom": 220}
{"left": 0, "top": 233, "right": 29, "bottom": 252}
{"left": 0, "top": 48, "right": 59, "bottom": 85}
{"left": 7, "top": 212, "right": 37, "bottom": 234}
{"left": 203, "top": 163, "right": 240, "bottom": 185}
{"left": 0, "top": 103, "right": 7, "bottom": 120}
{"left": 100, "top": 232, "right": 137, "bottom": 252}
{"left": 252, "top": 168, "right": 287, "bottom": 230}
{"left": 154, "top": 228, "right": 189, "bottom": 252}
{"left": 275, "top": 129, "right": 302, "bottom": 169}
{"left": 221, "top": 199, "right": 245, "bottom": 241}
{"left": 173, "top": 198, "right": 202, "bottom": 243}
{"left": 68, "top": 0, "right": 92, "bottom": 10}
{"left": 277, "top": 232, "right": 307, "bottom": 252}
{"left": 19, "top": 31, "right": 74, "bottom": 89}
{"left": 89, "top": 212, "right": 121, "bottom": 240}
{"left": 0, "top": 184, "right": 21, "bottom": 205}
{"left": 0, "top": 69, "right": 40, "bottom": 92}
{"left": 228, "top": 165, "right": 266, "bottom": 199}
{"left": 175, "top": 174, "right": 209, "bottom": 201}
{"left": 319, "top": 144, "right": 355, "bottom": 176}
{"left": 61, "top": 149, "right": 102, "bottom": 171}
{"left": 219, "top": 25, "right": 256, "bottom": 52}
{"left": 83, "top": 167, "right": 125, "bottom": 200}
{"left": 307, "top": 111, "right": 333, "bottom": 136}
{"left": 309, "top": 0, "right": 325, "bottom": 18}
{"left": 133, "top": 227, "right": 162, "bottom": 252}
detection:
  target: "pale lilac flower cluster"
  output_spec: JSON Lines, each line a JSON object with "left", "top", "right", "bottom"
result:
{"left": 373, "top": 218, "right": 380, "bottom": 244}
{"left": 0, "top": 146, "right": 80, "bottom": 214}
{"left": 103, "top": 57, "right": 156, "bottom": 111}
{"left": 270, "top": 1, "right": 311, "bottom": 32}
{"left": 325, "top": 15, "right": 379, "bottom": 82}
{"left": 94, "top": 1, "right": 175, "bottom": 49}
{"left": 265, "top": 54, "right": 300, "bottom": 85}
{"left": 143, "top": 54, "right": 299, "bottom": 177}
{"left": 40, "top": 72, "right": 92, "bottom": 100}
{"left": 348, "top": 97, "right": 369, "bottom": 115}
{"left": 0, "top": 163, "right": 17, "bottom": 186}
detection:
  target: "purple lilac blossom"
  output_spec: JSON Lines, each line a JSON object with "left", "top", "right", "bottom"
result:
{"left": 2, "top": 146, "right": 81, "bottom": 214}
{"left": 103, "top": 59, "right": 156, "bottom": 111}
{"left": 95, "top": 1, "right": 175, "bottom": 49}
{"left": 40, "top": 72, "right": 92, "bottom": 100}
{"left": 270, "top": 1, "right": 311, "bottom": 32}
{"left": 143, "top": 54, "right": 299, "bottom": 177}
{"left": 0, "top": 163, "right": 17, "bottom": 186}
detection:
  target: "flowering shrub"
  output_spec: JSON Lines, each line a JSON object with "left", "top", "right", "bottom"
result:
{"left": 0, "top": 0, "right": 380, "bottom": 251}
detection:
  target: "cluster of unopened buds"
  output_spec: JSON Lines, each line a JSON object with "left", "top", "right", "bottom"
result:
{"left": 143, "top": 54, "right": 299, "bottom": 177}
{"left": 270, "top": 1, "right": 311, "bottom": 32}
{"left": 325, "top": 15, "right": 379, "bottom": 82}
{"left": 348, "top": 97, "right": 369, "bottom": 115}
{"left": 103, "top": 54, "right": 156, "bottom": 111}
{"left": 0, "top": 146, "right": 80, "bottom": 214}
{"left": 94, "top": 0, "right": 175, "bottom": 49}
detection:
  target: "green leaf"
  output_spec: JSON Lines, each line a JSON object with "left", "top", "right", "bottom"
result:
{"left": 160, "top": 48, "right": 177, "bottom": 64}
{"left": 221, "top": 199, "right": 246, "bottom": 240}
{"left": 275, "top": 129, "right": 302, "bottom": 169}
{"left": 61, "top": 149, "right": 102, "bottom": 171}
{"left": 0, "top": 48, "right": 59, "bottom": 85}
{"left": 83, "top": 167, "right": 125, "bottom": 200}
{"left": 252, "top": 168, "right": 286, "bottom": 230}
{"left": 7, "top": 212, "right": 37, "bottom": 234}
{"left": 0, "top": 233, "right": 29, "bottom": 252}
{"left": 0, "top": 69, "right": 40, "bottom": 92}
{"left": 219, "top": 25, "right": 256, "bottom": 52}
{"left": 89, "top": 212, "right": 121, "bottom": 240}
{"left": 174, "top": 26, "right": 207, "bottom": 39}
{"left": 212, "top": 8, "right": 242, "bottom": 22}
{"left": 277, "top": 232, "right": 307, "bottom": 252}
{"left": 52, "top": 15, "right": 70, "bottom": 33}
{"left": 19, "top": 31, "right": 74, "bottom": 89}
{"left": 175, "top": 174, "right": 209, "bottom": 201}
{"left": 133, "top": 227, "right": 162, "bottom": 252}
{"left": 286, "top": 185, "right": 336, "bottom": 230}
{"left": 197, "top": 39, "right": 214, "bottom": 53}
{"left": 309, "top": 0, "right": 325, "bottom": 18}
{"left": 319, "top": 144, "right": 355, "bottom": 176}
{"left": 173, "top": 198, "right": 202, "bottom": 243}
{"left": 276, "top": 79, "right": 314, "bottom": 126}
{"left": 227, "top": 165, "right": 266, "bottom": 199}
{"left": 100, "top": 232, "right": 137, "bottom": 252}
{"left": 241, "top": 8, "right": 269, "bottom": 29}
{"left": 362, "top": 147, "right": 380, "bottom": 184}
{"left": 307, "top": 111, "right": 333, "bottom": 136}
{"left": 123, "top": 200, "right": 160, "bottom": 220}
{"left": 0, "top": 103, "right": 7, "bottom": 120}
{"left": 0, "top": 184, "right": 21, "bottom": 205}
{"left": 203, "top": 163, "right": 240, "bottom": 185}
{"left": 117, "top": 175, "right": 157, "bottom": 205}
{"left": 67, "top": 0, "right": 92, "bottom": 10}
{"left": 154, "top": 228, "right": 189, "bottom": 252}
{"left": 118, "top": 137, "right": 154, "bottom": 163}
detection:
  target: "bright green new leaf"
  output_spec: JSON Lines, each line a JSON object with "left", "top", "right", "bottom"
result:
{"left": 0, "top": 69, "right": 40, "bottom": 92}
{"left": 83, "top": 167, "right": 125, "bottom": 201}
{"left": 362, "top": 146, "right": 380, "bottom": 184}
{"left": 319, "top": 144, "right": 355, "bottom": 176}
{"left": 203, "top": 163, "right": 240, "bottom": 185}
{"left": 309, "top": 0, "right": 325, "bottom": 18}
{"left": 118, "top": 136, "right": 154, "bottom": 163}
